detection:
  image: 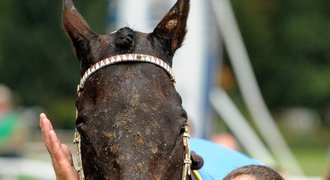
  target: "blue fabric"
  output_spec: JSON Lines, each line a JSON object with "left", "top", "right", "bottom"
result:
{"left": 190, "top": 138, "right": 263, "bottom": 180}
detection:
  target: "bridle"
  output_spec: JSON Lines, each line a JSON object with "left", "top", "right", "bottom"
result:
{"left": 78, "top": 54, "right": 175, "bottom": 91}
{"left": 73, "top": 54, "right": 192, "bottom": 180}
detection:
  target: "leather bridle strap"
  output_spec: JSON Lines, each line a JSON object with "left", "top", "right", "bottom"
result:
{"left": 73, "top": 129, "right": 84, "bottom": 180}
{"left": 182, "top": 130, "right": 192, "bottom": 180}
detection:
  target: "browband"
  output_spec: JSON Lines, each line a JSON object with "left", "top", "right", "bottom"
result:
{"left": 78, "top": 54, "right": 175, "bottom": 91}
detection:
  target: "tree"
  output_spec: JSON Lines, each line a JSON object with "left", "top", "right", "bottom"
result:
{"left": 0, "top": 0, "right": 107, "bottom": 127}
{"left": 231, "top": 0, "right": 330, "bottom": 115}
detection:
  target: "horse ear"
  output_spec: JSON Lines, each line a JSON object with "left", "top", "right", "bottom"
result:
{"left": 62, "top": 0, "right": 98, "bottom": 61}
{"left": 153, "top": 0, "right": 190, "bottom": 54}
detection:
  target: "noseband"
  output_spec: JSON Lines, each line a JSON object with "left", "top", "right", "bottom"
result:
{"left": 74, "top": 54, "right": 192, "bottom": 180}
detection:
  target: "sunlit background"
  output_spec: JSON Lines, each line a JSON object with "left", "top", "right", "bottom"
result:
{"left": 0, "top": 0, "right": 329, "bottom": 179}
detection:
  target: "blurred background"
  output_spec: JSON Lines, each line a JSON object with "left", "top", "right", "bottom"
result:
{"left": 0, "top": 0, "right": 329, "bottom": 179}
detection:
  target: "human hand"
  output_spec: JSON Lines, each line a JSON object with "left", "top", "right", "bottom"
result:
{"left": 40, "top": 113, "right": 78, "bottom": 180}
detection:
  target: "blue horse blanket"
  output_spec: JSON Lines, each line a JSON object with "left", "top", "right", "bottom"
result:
{"left": 190, "top": 138, "right": 263, "bottom": 179}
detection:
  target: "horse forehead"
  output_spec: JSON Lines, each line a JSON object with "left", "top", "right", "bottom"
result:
{"left": 107, "top": 30, "right": 156, "bottom": 53}
{"left": 134, "top": 31, "right": 152, "bottom": 45}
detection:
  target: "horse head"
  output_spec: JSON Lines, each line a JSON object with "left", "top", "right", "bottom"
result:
{"left": 63, "top": 0, "right": 195, "bottom": 179}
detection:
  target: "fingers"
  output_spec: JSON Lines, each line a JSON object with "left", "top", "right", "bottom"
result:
{"left": 49, "top": 130, "right": 67, "bottom": 164}
{"left": 40, "top": 113, "right": 78, "bottom": 180}
{"left": 63, "top": 0, "right": 75, "bottom": 11}
{"left": 40, "top": 113, "right": 54, "bottom": 154}
{"left": 49, "top": 130, "right": 78, "bottom": 179}
{"left": 61, "top": 144, "right": 74, "bottom": 166}
{"left": 40, "top": 113, "right": 53, "bottom": 133}
{"left": 40, "top": 113, "right": 71, "bottom": 166}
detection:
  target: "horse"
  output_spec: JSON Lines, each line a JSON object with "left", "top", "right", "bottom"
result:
{"left": 63, "top": 0, "right": 203, "bottom": 179}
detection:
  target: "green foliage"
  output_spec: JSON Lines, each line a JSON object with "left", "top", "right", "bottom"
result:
{"left": 0, "top": 0, "right": 107, "bottom": 127}
{"left": 47, "top": 98, "right": 76, "bottom": 129}
{"left": 231, "top": 0, "right": 330, "bottom": 112}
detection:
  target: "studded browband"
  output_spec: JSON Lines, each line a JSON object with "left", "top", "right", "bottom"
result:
{"left": 78, "top": 53, "right": 175, "bottom": 91}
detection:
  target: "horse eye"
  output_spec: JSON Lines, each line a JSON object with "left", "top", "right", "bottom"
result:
{"left": 76, "top": 116, "right": 86, "bottom": 126}
{"left": 180, "top": 124, "right": 187, "bottom": 134}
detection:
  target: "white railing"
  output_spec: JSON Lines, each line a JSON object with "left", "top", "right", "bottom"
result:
{"left": 0, "top": 158, "right": 55, "bottom": 180}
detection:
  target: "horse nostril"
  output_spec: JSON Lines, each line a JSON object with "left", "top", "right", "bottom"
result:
{"left": 191, "top": 151, "right": 204, "bottom": 170}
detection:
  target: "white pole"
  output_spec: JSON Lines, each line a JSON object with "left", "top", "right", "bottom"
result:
{"left": 173, "top": 0, "right": 209, "bottom": 137}
{"left": 211, "top": 0, "right": 304, "bottom": 175}
{"left": 116, "top": 0, "right": 150, "bottom": 31}
{"left": 210, "top": 88, "right": 276, "bottom": 166}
